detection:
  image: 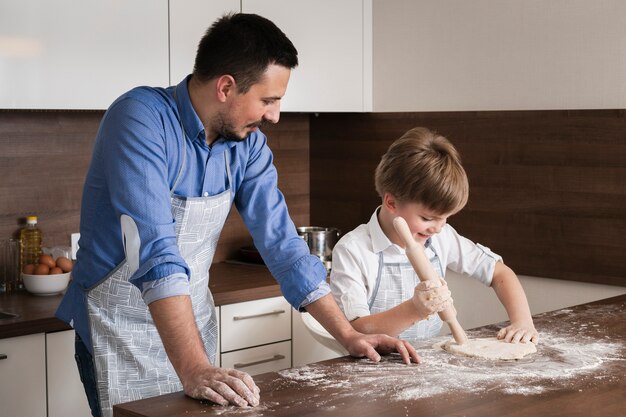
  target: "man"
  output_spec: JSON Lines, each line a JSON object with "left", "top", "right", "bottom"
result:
{"left": 56, "top": 13, "right": 419, "bottom": 417}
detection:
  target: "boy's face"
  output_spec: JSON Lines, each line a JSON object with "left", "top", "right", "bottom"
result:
{"left": 394, "top": 200, "right": 451, "bottom": 245}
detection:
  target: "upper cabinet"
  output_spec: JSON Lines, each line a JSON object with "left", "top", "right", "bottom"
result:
{"left": 6, "top": 1, "right": 622, "bottom": 112}
{"left": 169, "top": 0, "right": 240, "bottom": 85}
{"left": 0, "top": 0, "right": 169, "bottom": 110}
{"left": 170, "top": 0, "right": 367, "bottom": 112}
{"left": 242, "top": 0, "right": 367, "bottom": 112}
{"left": 370, "top": 0, "right": 626, "bottom": 111}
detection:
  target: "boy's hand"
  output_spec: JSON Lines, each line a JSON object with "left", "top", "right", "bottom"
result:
{"left": 411, "top": 278, "right": 452, "bottom": 320}
{"left": 497, "top": 321, "right": 538, "bottom": 344}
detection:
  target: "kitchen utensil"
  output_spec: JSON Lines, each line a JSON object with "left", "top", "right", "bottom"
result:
{"left": 392, "top": 216, "right": 468, "bottom": 345}
{"left": 296, "top": 227, "right": 340, "bottom": 262}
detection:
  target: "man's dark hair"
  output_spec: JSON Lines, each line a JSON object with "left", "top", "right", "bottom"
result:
{"left": 193, "top": 13, "right": 298, "bottom": 93}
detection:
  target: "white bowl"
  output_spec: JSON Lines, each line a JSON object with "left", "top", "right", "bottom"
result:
{"left": 22, "top": 272, "right": 71, "bottom": 296}
{"left": 301, "top": 312, "right": 348, "bottom": 356}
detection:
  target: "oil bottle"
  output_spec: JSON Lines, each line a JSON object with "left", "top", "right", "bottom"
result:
{"left": 20, "top": 215, "right": 43, "bottom": 269}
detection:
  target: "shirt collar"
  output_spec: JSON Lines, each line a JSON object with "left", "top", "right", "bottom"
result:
{"left": 367, "top": 206, "right": 434, "bottom": 254}
{"left": 173, "top": 76, "right": 206, "bottom": 145}
{"left": 368, "top": 207, "right": 396, "bottom": 254}
{"left": 173, "top": 76, "right": 242, "bottom": 153}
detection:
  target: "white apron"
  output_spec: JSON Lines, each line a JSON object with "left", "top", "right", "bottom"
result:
{"left": 86, "top": 107, "right": 232, "bottom": 417}
{"left": 369, "top": 242, "right": 444, "bottom": 341}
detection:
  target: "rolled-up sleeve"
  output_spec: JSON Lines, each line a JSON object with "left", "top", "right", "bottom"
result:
{"left": 329, "top": 241, "right": 372, "bottom": 321}
{"left": 441, "top": 225, "right": 502, "bottom": 286}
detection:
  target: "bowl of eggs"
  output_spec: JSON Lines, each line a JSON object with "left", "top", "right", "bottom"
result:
{"left": 22, "top": 254, "right": 73, "bottom": 296}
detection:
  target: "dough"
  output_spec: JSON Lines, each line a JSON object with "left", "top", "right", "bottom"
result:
{"left": 434, "top": 337, "right": 537, "bottom": 360}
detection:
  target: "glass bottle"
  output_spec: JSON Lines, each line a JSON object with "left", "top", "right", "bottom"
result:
{"left": 20, "top": 215, "right": 43, "bottom": 270}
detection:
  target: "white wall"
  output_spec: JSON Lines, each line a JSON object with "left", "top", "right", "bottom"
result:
{"left": 373, "top": 0, "right": 626, "bottom": 111}
{"left": 445, "top": 271, "right": 626, "bottom": 332}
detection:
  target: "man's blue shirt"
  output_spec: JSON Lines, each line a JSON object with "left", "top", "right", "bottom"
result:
{"left": 56, "top": 77, "right": 328, "bottom": 352}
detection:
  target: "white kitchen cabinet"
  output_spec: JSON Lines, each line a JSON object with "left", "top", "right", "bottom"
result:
{"left": 46, "top": 330, "right": 92, "bottom": 417}
{"left": 370, "top": 0, "right": 626, "bottom": 111}
{"left": 221, "top": 340, "right": 291, "bottom": 376}
{"left": 0, "top": 0, "right": 169, "bottom": 109}
{"left": 169, "top": 0, "right": 240, "bottom": 85}
{"left": 220, "top": 296, "right": 291, "bottom": 352}
{"left": 220, "top": 296, "right": 291, "bottom": 374}
{"left": 243, "top": 0, "right": 367, "bottom": 112}
{"left": 0, "top": 333, "right": 47, "bottom": 417}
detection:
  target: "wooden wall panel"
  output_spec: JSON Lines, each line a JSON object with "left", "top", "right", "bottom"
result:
{"left": 0, "top": 111, "right": 100, "bottom": 246}
{"left": 310, "top": 110, "right": 626, "bottom": 287}
{"left": 0, "top": 111, "right": 310, "bottom": 264}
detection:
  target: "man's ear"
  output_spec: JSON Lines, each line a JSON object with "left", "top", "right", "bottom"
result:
{"left": 216, "top": 75, "right": 236, "bottom": 102}
{"left": 383, "top": 192, "right": 398, "bottom": 213}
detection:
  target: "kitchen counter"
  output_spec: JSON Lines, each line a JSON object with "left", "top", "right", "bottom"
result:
{"left": 0, "top": 262, "right": 280, "bottom": 339}
{"left": 114, "top": 295, "right": 625, "bottom": 417}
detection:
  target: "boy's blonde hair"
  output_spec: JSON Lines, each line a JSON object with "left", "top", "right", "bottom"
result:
{"left": 374, "top": 127, "right": 469, "bottom": 215}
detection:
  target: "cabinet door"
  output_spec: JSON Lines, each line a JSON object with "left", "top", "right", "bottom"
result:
{"left": 221, "top": 340, "right": 291, "bottom": 376}
{"left": 169, "top": 0, "right": 240, "bottom": 85}
{"left": 220, "top": 297, "right": 291, "bottom": 352}
{"left": 46, "top": 330, "right": 92, "bottom": 417}
{"left": 0, "top": 0, "right": 169, "bottom": 109}
{"left": 0, "top": 334, "right": 47, "bottom": 417}
{"left": 243, "top": 0, "right": 366, "bottom": 112}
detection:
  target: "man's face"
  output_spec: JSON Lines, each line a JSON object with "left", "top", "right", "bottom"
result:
{"left": 213, "top": 64, "right": 291, "bottom": 142}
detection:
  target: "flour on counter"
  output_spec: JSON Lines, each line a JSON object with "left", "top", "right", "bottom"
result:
{"left": 200, "top": 304, "right": 624, "bottom": 414}
{"left": 273, "top": 304, "right": 624, "bottom": 407}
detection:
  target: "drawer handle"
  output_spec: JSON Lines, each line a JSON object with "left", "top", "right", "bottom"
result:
{"left": 234, "top": 354, "right": 286, "bottom": 369}
{"left": 232, "top": 309, "right": 286, "bottom": 321}
{"left": 0, "top": 353, "right": 7, "bottom": 360}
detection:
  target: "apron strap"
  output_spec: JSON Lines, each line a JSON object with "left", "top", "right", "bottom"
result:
{"left": 368, "top": 252, "right": 385, "bottom": 310}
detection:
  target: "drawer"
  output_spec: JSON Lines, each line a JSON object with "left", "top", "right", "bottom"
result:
{"left": 220, "top": 341, "right": 291, "bottom": 376}
{"left": 221, "top": 297, "right": 291, "bottom": 352}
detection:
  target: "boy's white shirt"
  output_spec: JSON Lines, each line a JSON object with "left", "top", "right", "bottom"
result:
{"left": 330, "top": 207, "right": 502, "bottom": 321}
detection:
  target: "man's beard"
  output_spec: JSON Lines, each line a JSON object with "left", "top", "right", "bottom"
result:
{"left": 213, "top": 113, "right": 266, "bottom": 142}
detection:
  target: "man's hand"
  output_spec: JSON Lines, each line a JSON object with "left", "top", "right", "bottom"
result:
{"left": 305, "top": 293, "right": 421, "bottom": 365}
{"left": 182, "top": 364, "right": 260, "bottom": 407}
{"left": 497, "top": 321, "right": 538, "bottom": 344}
{"left": 411, "top": 278, "right": 452, "bottom": 320}
{"left": 149, "top": 296, "right": 259, "bottom": 407}
{"left": 342, "top": 332, "right": 421, "bottom": 365}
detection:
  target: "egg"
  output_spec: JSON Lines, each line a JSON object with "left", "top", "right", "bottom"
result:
{"left": 50, "top": 266, "right": 64, "bottom": 275}
{"left": 56, "top": 256, "right": 73, "bottom": 272}
{"left": 22, "top": 264, "right": 36, "bottom": 274}
{"left": 34, "top": 263, "right": 50, "bottom": 275}
{"left": 39, "top": 254, "right": 56, "bottom": 268}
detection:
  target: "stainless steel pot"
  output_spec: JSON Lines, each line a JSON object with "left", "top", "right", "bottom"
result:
{"left": 296, "top": 226, "right": 340, "bottom": 262}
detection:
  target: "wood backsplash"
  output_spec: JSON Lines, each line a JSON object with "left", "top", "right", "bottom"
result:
{"left": 3, "top": 109, "right": 623, "bottom": 286}
{"left": 0, "top": 111, "right": 310, "bottom": 263}
{"left": 310, "top": 110, "right": 626, "bottom": 287}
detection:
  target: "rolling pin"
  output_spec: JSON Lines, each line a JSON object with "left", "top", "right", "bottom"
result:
{"left": 393, "top": 216, "right": 468, "bottom": 345}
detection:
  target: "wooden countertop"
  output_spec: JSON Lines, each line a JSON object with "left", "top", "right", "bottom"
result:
{"left": 0, "top": 262, "right": 280, "bottom": 339}
{"left": 114, "top": 295, "right": 626, "bottom": 417}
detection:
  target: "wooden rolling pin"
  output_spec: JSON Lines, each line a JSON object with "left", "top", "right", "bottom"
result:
{"left": 393, "top": 216, "right": 468, "bottom": 345}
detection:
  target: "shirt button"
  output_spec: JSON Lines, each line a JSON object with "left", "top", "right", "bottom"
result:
{"left": 203, "top": 192, "right": 209, "bottom": 197}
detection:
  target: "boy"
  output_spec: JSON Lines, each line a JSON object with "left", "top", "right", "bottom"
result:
{"left": 330, "top": 127, "right": 538, "bottom": 344}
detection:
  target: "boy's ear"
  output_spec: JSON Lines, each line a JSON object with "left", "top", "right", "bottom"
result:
{"left": 383, "top": 193, "right": 398, "bottom": 213}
